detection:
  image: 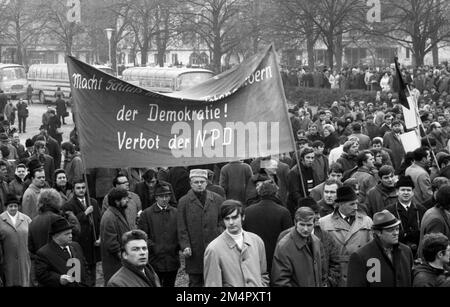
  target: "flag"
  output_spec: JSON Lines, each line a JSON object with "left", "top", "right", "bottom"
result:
{"left": 394, "top": 57, "right": 410, "bottom": 110}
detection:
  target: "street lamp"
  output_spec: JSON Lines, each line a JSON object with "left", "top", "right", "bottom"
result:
{"left": 105, "top": 28, "right": 114, "bottom": 65}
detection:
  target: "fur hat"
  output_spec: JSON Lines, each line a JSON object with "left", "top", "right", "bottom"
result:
{"left": 4, "top": 194, "right": 19, "bottom": 207}
{"left": 25, "top": 138, "right": 34, "bottom": 148}
{"left": 395, "top": 175, "right": 415, "bottom": 189}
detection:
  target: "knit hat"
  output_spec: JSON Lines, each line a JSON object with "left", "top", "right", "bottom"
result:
{"left": 335, "top": 186, "right": 357, "bottom": 203}
{"left": 395, "top": 175, "right": 415, "bottom": 189}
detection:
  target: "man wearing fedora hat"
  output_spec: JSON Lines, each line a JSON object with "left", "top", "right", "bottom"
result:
{"left": 138, "top": 182, "right": 179, "bottom": 287}
{"left": 319, "top": 186, "right": 373, "bottom": 286}
{"left": 347, "top": 210, "right": 414, "bottom": 287}
{"left": 385, "top": 176, "right": 427, "bottom": 258}
{"left": 177, "top": 169, "right": 224, "bottom": 287}
{"left": 35, "top": 216, "right": 88, "bottom": 287}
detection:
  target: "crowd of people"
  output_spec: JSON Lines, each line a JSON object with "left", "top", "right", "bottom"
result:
{"left": 1, "top": 62, "right": 450, "bottom": 288}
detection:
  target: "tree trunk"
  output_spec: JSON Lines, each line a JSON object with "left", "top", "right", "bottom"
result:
{"left": 306, "top": 34, "right": 315, "bottom": 70}
{"left": 334, "top": 33, "right": 343, "bottom": 71}
{"left": 326, "top": 36, "right": 334, "bottom": 70}
{"left": 141, "top": 36, "right": 149, "bottom": 66}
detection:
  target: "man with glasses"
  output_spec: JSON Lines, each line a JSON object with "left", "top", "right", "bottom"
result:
{"left": 177, "top": 169, "right": 224, "bottom": 287}
{"left": 102, "top": 173, "right": 142, "bottom": 229}
{"left": 138, "top": 182, "right": 179, "bottom": 287}
{"left": 62, "top": 179, "right": 101, "bottom": 286}
{"left": 347, "top": 210, "right": 414, "bottom": 287}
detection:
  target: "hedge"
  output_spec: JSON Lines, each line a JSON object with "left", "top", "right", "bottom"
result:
{"left": 284, "top": 86, "right": 398, "bottom": 109}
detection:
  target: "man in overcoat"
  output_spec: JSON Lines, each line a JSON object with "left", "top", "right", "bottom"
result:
{"left": 35, "top": 217, "right": 89, "bottom": 287}
{"left": 347, "top": 210, "right": 414, "bottom": 287}
{"left": 62, "top": 179, "right": 101, "bottom": 286}
{"left": 100, "top": 188, "right": 131, "bottom": 285}
{"left": 177, "top": 169, "right": 224, "bottom": 287}
{"left": 319, "top": 186, "right": 373, "bottom": 286}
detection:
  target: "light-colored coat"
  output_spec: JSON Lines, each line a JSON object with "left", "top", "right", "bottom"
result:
{"left": 405, "top": 163, "right": 432, "bottom": 205}
{"left": 319, "top": 211, "right": 373, "bottom": 286}
{"left": 21, "top": 184, "right": 40, "bottom": 219}
{"left": 0, "top": 212, "right": 32, "bottom": 287}
{"left": 204, "top": 231, "right": 269, "bottom": 287}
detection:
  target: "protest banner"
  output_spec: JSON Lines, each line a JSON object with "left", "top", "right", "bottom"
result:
{"left": 66, "top": 44, "right": 295, "bottom": 168}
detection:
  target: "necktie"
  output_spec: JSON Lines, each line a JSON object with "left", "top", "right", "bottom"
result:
{"left": 80, "top": 198, "right": 86, "bottom": 209}
{"left": 346, "top": 216, "right": 354, "bottom": 225}
{"left": 62, "top": 246, "right": 71, "bottom": 258}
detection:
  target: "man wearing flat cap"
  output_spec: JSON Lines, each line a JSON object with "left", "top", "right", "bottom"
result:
{"left": 347, "top": 210, "right": 414, "bottom": 287}
{"left": 138, "top": 182, "right": 179, "bottom": 287}
{"left": 177, "top": 169, "right": 224, "bottom": 287}
{"left": 35, "top": 216, "right": 88, "bottom": 287}
{"left": 319, "top": 186, "right": 373, "bottom": 286}
{"left": 385, "top": 176, "right": 426, "bottom": 258}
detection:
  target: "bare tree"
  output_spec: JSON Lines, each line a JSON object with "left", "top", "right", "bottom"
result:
{"left": 290, "top": 0, "right": 367, "bottom": 69}
{"left": 0, "top": 0, "right": 47, "bottom": 65}
{"left": 178, "top": 0, "right": 244, "bottom": 73}
{"left": 363, "top": 0, "right": 450, "bottom": 66}
{"left": 41, "top": 0, "right": 85, "bottom": 56}
{"left": 153, "top": 0, "right": 179, "bottom": 67}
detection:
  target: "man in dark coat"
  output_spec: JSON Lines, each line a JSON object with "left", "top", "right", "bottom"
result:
{"left": 0, "top": 90, "right": 7, "bottom": 115}
{"left": 177, "top": 169, "right": 224, "bottom": 287}
{"left": 385, "top": 176, "right": 427, "bottom": 258}
{"left": 35, "top": 216, "right": 89, "bottom": 287}
{"left": 243, "top": 180, "right": 292, "bottom": 274}
{"left": 107, "top": 230, "right": 160, "bottom": 287}
{"left": 133, "top": 169, "right": 176, "bottom": 210}
{"left": 167, "top": 166, "right": 190, "bottom": 201}
{"left": 62, "top": 179, "right": 101, "bottom": 286}
{"left": 100, "top": 188, "right": 131, "bottom": 285}
{"left": 287, "top": 148, "right": 318, "bottom": 218}
{"left": 271, "top": 207, "right": 327, "bottom": 287}
{"left": 419, "top": 185, "right": 450, "bottom": 257}
{"left": 365, "top": 165, "right": 397, "bottom": 217}
{"left": 55, "top": 94, "right": 67, "bottom": 125}
{"left": 383, "top": 120, "right": 406, "bottom": 172}
{"left": 138, "top": 182, "right": 179, "bottom": 287}
{"left": 347, "top": 210, "right": 414, "bottom": 287}
{"left": 413, "top": 233, "right": 450, "bottom": 287}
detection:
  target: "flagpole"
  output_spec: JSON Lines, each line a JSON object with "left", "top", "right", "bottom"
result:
{"left": 272, "top": 43, "right": 307, "bottom": 200}
{"left": 395, "top": 57, "right": 440, "bottom": 171}
{"left": 406, "top": 85, "right": 440, "bottom": 171}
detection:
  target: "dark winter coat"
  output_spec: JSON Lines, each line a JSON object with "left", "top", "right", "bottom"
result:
{"left": 243, "top": 199, "right": 293, "bottom": 273}
{"left": 385, "top": 202, "right": 426, "bottom": 257}
{"left": 336, "top": 152, "right": 358, "bottom": 173}
{"left": 365, "top": 183, "right": 398, "bottom": 218}
{"left": 413, "top": 263, "right": 450, "bottom": 287}
{"left": 347, "top": 237, "right": 414, "bottom": 287}
{"left": 167, "top": 167, "right": 190, "bottom": 201}
{"left": 383, "top": 132, "right": 405, "bottom": 172}
{"left": 138, "top": 203, "right": 180, "bottom": 273}
{"left": 62, "top": 197, "right": 101, "bottom": 265}
{"left": 107, "top": 261, "right": 160, "bottom": 287}
{"left": 419, "top": 206, "right": 450, "bottom": 258}
{"left": 177, "top": 189, "right": 223, "bottom": 274}
{"left": 100, "top": 206, "right": 131, "bottom": 285}
{"left": 35, "top": 240, "right": 88, "bottom": 287}
{"left": 272, "top": 229, "right": 326, "bottom": 287}
{"left": 287, "top": 163, "right": 318, "bottom": 217}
